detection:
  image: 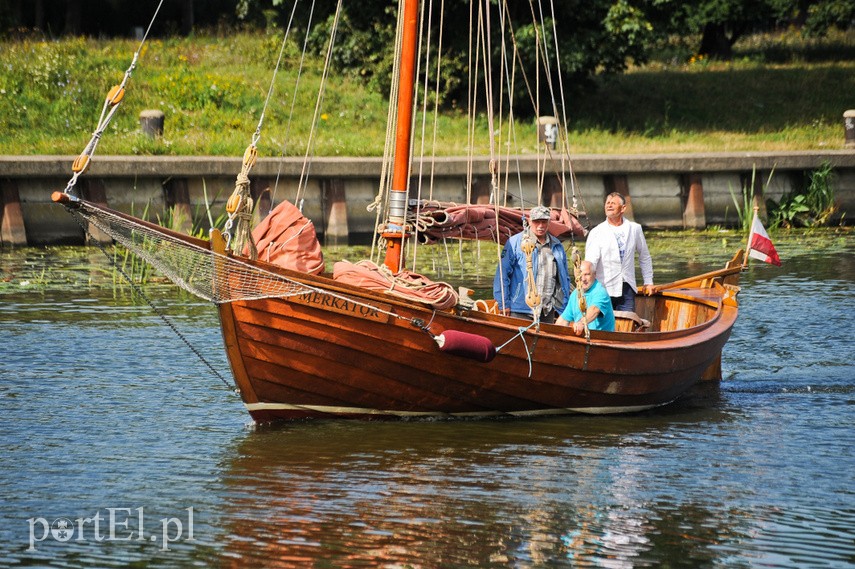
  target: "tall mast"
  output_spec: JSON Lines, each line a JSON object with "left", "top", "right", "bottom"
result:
{"left": 383, "top": 0, "right": 419, "bottom": 272}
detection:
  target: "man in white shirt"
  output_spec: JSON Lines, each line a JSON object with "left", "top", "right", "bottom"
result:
{"left": 584, "top": 192, "right": 653, "bottom": 312}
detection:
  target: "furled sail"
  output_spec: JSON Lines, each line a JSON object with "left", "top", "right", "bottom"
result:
{"left": 250, "top": 200, "right": 325, "bottom": 274}
{"left": 411, "top": 203, "right": 587, "bottom": 245}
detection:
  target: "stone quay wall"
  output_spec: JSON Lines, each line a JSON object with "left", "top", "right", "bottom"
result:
{"left": 1, "top": 151, "right": 853, "bottom": 246}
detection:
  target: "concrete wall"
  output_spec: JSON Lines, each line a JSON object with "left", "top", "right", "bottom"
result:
{"left": 1, "top": 151, "right": 853, "bottom": 245}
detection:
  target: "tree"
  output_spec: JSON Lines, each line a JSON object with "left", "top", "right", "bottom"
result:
{"left": 65, "top": 0, "right": 81, "bottom": 35}
{"left": 291, "top": 0, "right": 654, "bottom": 116}
{"left": 800, "top": 0, "right": 855, "bottom": 36}
{"left": 1, "top": 0, "right": 229, "bottom": 37}
{"left": 647, "top": 0, "right": 854, "bottom": 60}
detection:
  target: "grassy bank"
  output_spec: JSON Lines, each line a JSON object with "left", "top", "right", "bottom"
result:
{"left": 0, "top": 30, "right": 853, "bottom": 157}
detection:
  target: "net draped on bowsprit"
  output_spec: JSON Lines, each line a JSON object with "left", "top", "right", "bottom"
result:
{"left": 64, "top": 199, "right": 316, "bottom": 304}
{"left": 62, "top": 198, "right": 459, "bottom": 312}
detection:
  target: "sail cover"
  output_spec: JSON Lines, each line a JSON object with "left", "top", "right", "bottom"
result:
{"left": 250, "top": 200, "right": 325, "bottom": 274}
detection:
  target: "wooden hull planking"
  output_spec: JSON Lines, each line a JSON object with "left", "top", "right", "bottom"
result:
{"left": 216, "top": 267, "right": 738, "bottom": 422}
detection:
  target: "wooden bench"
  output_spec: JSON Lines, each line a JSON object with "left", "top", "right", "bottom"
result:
{"left": 614, "top": 310, "right": 651, "bottom": 332}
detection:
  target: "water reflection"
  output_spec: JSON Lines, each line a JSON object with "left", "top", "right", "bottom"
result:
{"left": 214, "top": 411, "right": 755, "bottom": 568}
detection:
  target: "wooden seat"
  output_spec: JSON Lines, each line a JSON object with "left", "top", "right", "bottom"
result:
{"left": 614, "top": 310, "right": 651, "bottom": 332}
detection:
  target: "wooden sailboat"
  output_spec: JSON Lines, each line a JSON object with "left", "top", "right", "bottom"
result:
{"left": 52, "top": 0, "right": 747, "bottom": 422}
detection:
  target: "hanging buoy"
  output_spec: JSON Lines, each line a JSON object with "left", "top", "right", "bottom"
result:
{"left": 434, "top": 330, "right": 496, "bottom": 363}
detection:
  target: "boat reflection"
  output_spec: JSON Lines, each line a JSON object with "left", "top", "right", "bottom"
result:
{"left": 215, "top": 404, "right": 744, "bottom": 567}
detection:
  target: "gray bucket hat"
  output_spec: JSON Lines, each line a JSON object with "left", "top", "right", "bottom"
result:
{"left": 529, "top": 206, "right": 551, "bottom": 221}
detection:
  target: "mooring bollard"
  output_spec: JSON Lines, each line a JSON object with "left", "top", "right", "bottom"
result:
{"left": 845, "top": 110, "right": 855, "bottom": 149}
{"left": 537, "top": 116, "right": 558, "bottom": 149}
{"left": 140, "top": 110, "right": 165, "bottom": 138}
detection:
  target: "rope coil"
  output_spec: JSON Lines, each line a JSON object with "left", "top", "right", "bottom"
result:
{"left": 223, "top": 144, "right": 259, "bottom": 259}
{"left": 521, "top": 222, "right": 542, "bottom": 319}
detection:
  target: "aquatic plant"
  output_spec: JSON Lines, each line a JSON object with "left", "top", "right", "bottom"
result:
{"left": 197, "top": 179, "right": 230, "bottom": 239}
{"left": 767, "top": 160, "right": 838, "bottom": 228}
{"left": 728, "top": 164, "right": 775, "bottom": 231}
{"left": 113, "top": 201, "right": 154, "bottom": 285}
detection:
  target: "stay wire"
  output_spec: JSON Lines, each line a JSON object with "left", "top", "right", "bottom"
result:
{"left": 64, "top": 209, "right": 237, "bottom": 394}
{"left": 294, "top": 0, "right": 344, "bottom": 208}
{"left": 495, "top": 321, "right": 537, "bottom": 378}
{"left": 270, "top": 0, "right": 309, "bottom": 209}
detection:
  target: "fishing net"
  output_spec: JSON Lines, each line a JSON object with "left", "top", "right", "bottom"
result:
{"left": 65, "top": 199, "right": 316, "bottom": 304}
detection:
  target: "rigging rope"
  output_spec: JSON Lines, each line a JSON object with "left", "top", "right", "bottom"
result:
{"left": 409, "top": 0, "right": 430, "bottom": 270}
{"left": 223, "top": 146, "right": 258, "bottom": 258}
{"left": 410, "top": 0, "right": 438, "bottom": 270}
{"left": 521, "top": 222, "right": 542, "bottom": 320}
{"left": 60, "top": 0, "right": 166, "bottom": 197}
{"left": 429, "top": 0, "right": 446, "bottom": 205}
{"left": 294, "top": 0, "right": 344, "bottom": 210}
{"left": 370, "top": 0, "right": 407, "bottom": 265}
{"left": 377, "top": 0, "right": 588, "bottom": 281}
{"left": 270, "top": 0, "right": 312, "bottom": 210}
{"left": 246, "top": 7, "right": 299, "bottom": 151}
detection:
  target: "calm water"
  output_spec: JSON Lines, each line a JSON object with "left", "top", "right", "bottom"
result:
{"left": 1, "top": 234, "right": 853, "bottom": 568}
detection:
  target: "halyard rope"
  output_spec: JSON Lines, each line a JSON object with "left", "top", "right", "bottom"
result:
{"left": 269, "top": 0, "right": 310, "bottom": 208}
{"left": 223, "top": 4, "right": 304, "bottom": 258}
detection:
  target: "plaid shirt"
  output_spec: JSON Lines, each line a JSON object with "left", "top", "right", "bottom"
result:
{"left": 536, "top": 239, "right": 559, "bottom": 314}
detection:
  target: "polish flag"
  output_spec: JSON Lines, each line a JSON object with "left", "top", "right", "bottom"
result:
{"left": 748, "top": 214, "right": 781, "bottom": 266}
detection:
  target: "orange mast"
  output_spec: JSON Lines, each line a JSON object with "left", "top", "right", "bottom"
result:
{"left": 383, "top": 0, "right": 419, "bottom": 272}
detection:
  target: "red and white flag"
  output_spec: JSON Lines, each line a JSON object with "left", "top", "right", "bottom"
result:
{"left": 748, "top": 214, "right": 781, "bottom": 266}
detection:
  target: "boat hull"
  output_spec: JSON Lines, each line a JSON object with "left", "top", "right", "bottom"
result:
{"left": 217, "top": 269, "right": 738, "bottom": 422}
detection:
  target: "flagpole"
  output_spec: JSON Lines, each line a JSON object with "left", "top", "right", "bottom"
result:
{"left": 743, "top": 206, "right": 759, "bottom": 268}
